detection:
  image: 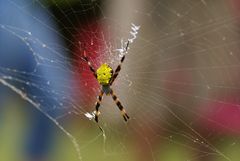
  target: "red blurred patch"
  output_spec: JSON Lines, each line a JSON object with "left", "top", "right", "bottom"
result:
{"left": 72, "top": 20, "right": 107, "bottom": 108}
{"left": 198, "top": 98, "right": 240, "bottom": 135}
{"left": 230, "top": 0, "right": 240, "bottom": 18}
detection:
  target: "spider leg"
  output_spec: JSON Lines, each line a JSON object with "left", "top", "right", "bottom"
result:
{"left": 110, "top": 41, "right": 130, "bottom": 85}
{"left": 94, "top": 90, "right": 104, "bottom": 122}
{"left": 83, "top": 50, "right": 97, "bottom": 78}
{"left": 110, "top": 89, "right": 130, "bottom": 121}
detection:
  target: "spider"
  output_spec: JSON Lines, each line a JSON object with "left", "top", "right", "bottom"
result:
{"left": 83, "top": 41, "right": 130, "bottom": 122}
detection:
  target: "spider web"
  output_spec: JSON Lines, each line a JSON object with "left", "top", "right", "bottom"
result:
{"left": 1, "top": 0, "right": 240, "bottom": 161}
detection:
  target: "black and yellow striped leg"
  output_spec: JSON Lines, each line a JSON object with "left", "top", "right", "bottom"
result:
{"left": 110, "top": 90, "right": 130, "bottom": 121}
{"left": 110, "top": 41, "right": 129, "bottom": 85}
{"left": 95, "top": 91, "right": 104, "bottom": 122}
{"left": 83, "top": 51, "right": 97, "bottom": 78}
{"left": 110, "top": 55, "right": 125, "bottom": 85}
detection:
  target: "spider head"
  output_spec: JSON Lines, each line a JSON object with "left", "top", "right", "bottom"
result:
{"left": 96, "top": 63, "right": 113, "bottom": 85}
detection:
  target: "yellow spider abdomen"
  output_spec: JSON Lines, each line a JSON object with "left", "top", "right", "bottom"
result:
{"left": 96, "top": 63, "right": 113, "bottom": 85}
